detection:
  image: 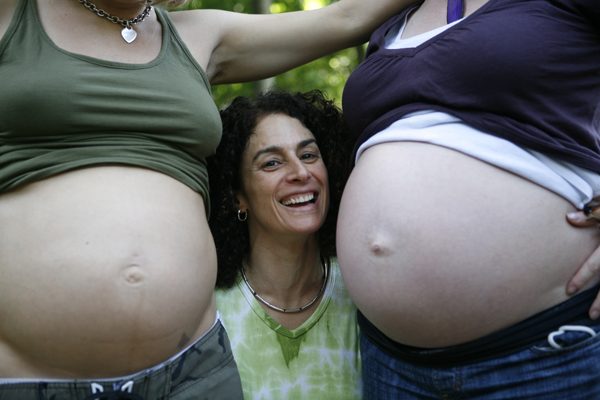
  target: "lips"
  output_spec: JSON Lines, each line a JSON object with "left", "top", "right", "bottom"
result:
{"left": 280, "top": 192, "right": 317, "bottom": 207}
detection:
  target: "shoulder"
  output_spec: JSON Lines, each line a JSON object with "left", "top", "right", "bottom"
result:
{"left": 328, "top": 257, "right": 343, "bottom": 281}
{"left": 216, "top": 281, "right": 251, "bottom": 319}
{"left": 161, "top": 8, "right": 235, "bottom": 77}
{"left": 216, "top": 283, "right": 242, "bottom": 305}
{"left": 0, "top": 0, "right": 18, "bottom": 18}
{"left": 0, "top": 0, "right": 19, "bottom": 41}
{"left": 165, "top": 9, "right": 237, "bottom": 48}
{"left": 326, "top": 257, "right": 355, "bottom": 307}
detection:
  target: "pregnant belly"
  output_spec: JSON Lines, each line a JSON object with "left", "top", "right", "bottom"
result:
{"left": 337, "top": 143, "right": 600, "bottom": 347}
{"left": 0, "top": 167, "right": 217, "bottom": 378}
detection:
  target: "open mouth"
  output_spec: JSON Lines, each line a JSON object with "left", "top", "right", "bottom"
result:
{"left": 281, "top": 192, "right": 318, "bottom": 207}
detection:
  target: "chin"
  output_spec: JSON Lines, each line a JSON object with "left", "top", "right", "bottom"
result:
{"left": 287, "top": 220, "right": 324, "bottom": 235}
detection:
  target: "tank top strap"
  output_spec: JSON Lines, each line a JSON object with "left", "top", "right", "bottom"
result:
{"left": 155, "top": 7, "right": 209, "bottom": 87}
{"left": 447, "top": 0, "right": 465, "bottom": 23}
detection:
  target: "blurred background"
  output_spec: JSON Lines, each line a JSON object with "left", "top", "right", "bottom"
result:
{"left": 175, "top": 0, "right": 365, "bottom": 108}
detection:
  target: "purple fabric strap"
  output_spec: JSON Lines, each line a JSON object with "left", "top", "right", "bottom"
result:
{"left": 447, "top": 0, "right": 464, "bottom": 23}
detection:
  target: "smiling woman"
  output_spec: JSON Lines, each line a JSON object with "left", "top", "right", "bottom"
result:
{"left": 237, "top": 117, "right": 329, "bottom": 237}
{"left": 208, "top": 90, "right": 360, "bottom": 400}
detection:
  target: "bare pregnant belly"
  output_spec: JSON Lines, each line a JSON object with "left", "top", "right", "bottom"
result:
{"left": 337, "top": 143, "right": 600, "bottom": 348}
{"left": 0, "top": 167, "right": 217, "bottom": 378}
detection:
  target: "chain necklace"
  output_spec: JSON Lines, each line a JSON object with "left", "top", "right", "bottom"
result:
{"left": 78, "top": 0, "right": 153, "bottom": 44}
{"left": 241, "top": 257, "right": 330, "bottom": 314}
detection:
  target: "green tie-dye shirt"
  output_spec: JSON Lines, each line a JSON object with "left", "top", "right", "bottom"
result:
{"left": 216, "top": 258, "right": 361, "bottom": 400}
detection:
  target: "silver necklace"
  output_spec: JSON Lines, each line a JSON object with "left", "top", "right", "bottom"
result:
{"left": 241, "top": 258, "right": 330, "bottom": 314}
{"left": 78, "top": 0, "right": 153, "bottom": 44}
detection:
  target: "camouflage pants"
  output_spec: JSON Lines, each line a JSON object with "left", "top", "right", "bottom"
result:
{"left": 0, "top": 319, "right": 243, "bottom": 400}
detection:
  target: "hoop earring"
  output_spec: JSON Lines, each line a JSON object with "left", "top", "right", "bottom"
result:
{"left": 237, "top": 209, "right": 248, "bottom": 222}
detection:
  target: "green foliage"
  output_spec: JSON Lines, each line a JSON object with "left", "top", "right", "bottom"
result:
{"left": 173, "top": 0, "right": 362, "bottom": 108}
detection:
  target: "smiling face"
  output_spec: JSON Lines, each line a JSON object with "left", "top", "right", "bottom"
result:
{"left": 236, "top": 113, "right": 329, "bottom": 240}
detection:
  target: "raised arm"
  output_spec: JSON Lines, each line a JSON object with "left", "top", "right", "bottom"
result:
{"left": 172, "top": 0, "right": 412, "bottom": 84}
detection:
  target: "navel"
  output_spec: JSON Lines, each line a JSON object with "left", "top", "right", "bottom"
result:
{"left": 121, "top": 265, "right": 146, "bottom": 286}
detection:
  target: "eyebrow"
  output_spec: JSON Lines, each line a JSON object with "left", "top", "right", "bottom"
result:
{"left": 251, "top": 138, "right": 317, "bottom": 162}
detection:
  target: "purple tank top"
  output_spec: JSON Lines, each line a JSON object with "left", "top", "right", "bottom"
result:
{"left": 342, "top": 0, "right": 600, "bottom": 172}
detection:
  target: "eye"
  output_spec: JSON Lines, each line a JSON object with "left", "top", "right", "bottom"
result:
{"left": 300, "top": 152, "right": 320, "bottom": 162}
{"left": 261, "top": 159, "right": 282, "bottom": 170}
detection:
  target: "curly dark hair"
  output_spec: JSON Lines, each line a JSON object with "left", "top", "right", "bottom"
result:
{"left": 208, "top": 90, "right": 352, "bottom": 289}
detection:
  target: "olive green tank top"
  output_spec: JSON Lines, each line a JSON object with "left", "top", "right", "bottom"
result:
{"left": 0, "top": 0, "right": 222, "bottom": 211}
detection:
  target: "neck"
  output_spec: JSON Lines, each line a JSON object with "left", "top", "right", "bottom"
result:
{"left": 244, "top": 239, "right": 323, "bottom": 303}
{"left": 242, "top": 256, "right": 327, "bottom": 318}
{"left": 87, "top": 0, "right": 150, "bottom": 18}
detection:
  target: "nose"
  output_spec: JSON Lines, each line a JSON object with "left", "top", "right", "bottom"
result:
{"left": 287, "top": 158, "right": 311, "bottom": 182}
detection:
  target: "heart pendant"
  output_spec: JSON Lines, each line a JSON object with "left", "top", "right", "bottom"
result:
{"left": 121, "top": 27, "right": 137, "bottom": 44}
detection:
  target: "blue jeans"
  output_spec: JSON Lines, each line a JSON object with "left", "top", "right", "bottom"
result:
{"left": 361, "top": 321, "right": 600, "bottom": 399}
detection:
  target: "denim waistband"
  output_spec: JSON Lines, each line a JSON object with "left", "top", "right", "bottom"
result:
{"left": 358, "top": 284, "right": 600, "bottom": 367}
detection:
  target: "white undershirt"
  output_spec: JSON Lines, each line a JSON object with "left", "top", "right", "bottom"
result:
{"left": 357, "top": 11, "right": 600, "bottom": 208}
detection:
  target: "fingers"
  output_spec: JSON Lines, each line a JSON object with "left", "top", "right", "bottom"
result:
{"left": 566, "top": 211, "right": 597, "bottom": 227}
{"left": 589, "top": 296, "right": 600, "bottom": 320}
{"left": 568, "top": 198, "right": 600, "bottom": 227}
{"left": 567, "top": 199, "right": 600, "bottom": 318}
{"left": 571, "top": 250, "right": 600, "bottom": 319}
{"left": 583, "top": 199, "right": 600, "bottom": 222}
{"left": 567, "top": 246, "right": 600, "bottom": 295}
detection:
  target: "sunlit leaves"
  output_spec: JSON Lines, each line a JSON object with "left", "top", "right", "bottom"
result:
{"left": 302, "top": 0, "right": 326, "bottom": 10}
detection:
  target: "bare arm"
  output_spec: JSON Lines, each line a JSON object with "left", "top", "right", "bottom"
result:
{"left": 172, "top": 0, "right": 412, "bottom": 84}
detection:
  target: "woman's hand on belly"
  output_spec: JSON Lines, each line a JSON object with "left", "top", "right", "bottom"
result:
{"left": 337, "top": 143, "right": 600, "bottom": 347}
{"left": 0, "top": 167, "right": 218, "bottom": 378}
{"left": 566, "top": 207, "right": 600, "bottom": 319}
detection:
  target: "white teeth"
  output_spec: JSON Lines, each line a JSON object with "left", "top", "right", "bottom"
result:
{"left": 282, "top": 193, "right": 315, "bottom": 206}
